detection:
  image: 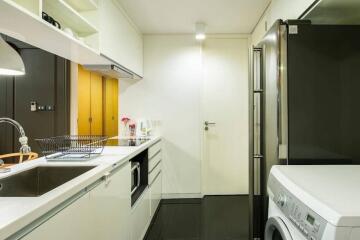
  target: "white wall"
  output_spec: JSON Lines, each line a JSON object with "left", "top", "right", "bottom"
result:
{"left": 120, "top": 35, "right": 203, "bottom": 197}
{"left": 120, "top": 34, "right": 250, "bottom": 197}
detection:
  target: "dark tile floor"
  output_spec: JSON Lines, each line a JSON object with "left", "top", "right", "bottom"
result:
{"left": 144, "top": 195, "right": 249, "bottom": 240}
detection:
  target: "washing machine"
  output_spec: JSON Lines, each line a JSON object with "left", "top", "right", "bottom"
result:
{"left": 265, "top": 165, "right": 360, "bottom": 240}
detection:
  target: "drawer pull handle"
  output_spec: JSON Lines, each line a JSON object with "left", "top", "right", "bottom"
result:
{"left": 149, "top": 170, "right": 161, "bottom": 186}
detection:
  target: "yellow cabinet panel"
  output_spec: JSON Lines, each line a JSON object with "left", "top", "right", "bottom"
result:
{"left": 78, "top": 65, "right": 118, "bottom": 136}
{"left": 78, "top": 66, "right": 103, "bottom": 136}
{"left": 103, "top": 77, "right": 118, "bottom": 137}
{"left": 78, "top": 65, "right": 91, "bottom": 135}
{"left": 112, "top": 78, "right": 119, "bottom": 136}
{"left": 90, "top": 72, "right": 103, "bottom": 135}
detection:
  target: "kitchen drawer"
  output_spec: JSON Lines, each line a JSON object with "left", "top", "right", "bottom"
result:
{"left": 149, "top": 162, "right": 161, "bottom": 185}
{"left": 131, "top": 188, "right": 150, "bottom": 240}
{"left": 150, "top": 172, "right": 162, "bottom": 217}
{"left": 149, "top": 151, "right": 161, "bottom": 173}
{"left": 148, "top": 141, "right": 161, "bottom": 159}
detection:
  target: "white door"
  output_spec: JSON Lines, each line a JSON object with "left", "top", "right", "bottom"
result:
{"left": 202, "top": 37, "right": 249, "bottom": 195}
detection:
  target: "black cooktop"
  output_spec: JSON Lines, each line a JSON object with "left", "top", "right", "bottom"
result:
{"left": 106, "top": 138, "right": 150, "bottom": 147}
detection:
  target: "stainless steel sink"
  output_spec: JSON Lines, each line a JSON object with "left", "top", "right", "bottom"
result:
{"left": 0, "top": 166, "right": 95, "bottom": 197}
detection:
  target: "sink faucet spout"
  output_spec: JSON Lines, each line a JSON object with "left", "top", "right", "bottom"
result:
{"left": 0, "top": 117, "right": 31, "bottom": 154}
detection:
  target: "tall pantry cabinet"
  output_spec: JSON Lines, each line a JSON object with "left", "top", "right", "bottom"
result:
{"left": 78, "top": 65, "right": 103, "bottom": 135}
{"left": 103, "top": 77, "right": 119, "bottom": 137}
{"left": 77, "top": 66, "right": 118, "bottom": 137}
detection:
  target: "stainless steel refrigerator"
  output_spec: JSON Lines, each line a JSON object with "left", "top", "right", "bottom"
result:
{"left": 249, "top": 19, "right": 360, "bottom": 239}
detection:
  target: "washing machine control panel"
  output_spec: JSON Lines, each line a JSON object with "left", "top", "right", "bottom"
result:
{"left": 269, "top": 176, "right": 327, "bottom": 240}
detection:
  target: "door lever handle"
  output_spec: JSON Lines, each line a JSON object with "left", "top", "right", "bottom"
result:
{"left": 204, "top": 121, "right": 216, "bottom": 126}
{"left": 204, "top": 121, "right": 216, "bottom": 131}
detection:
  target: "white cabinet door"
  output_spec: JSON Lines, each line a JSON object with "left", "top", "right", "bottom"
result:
{"left": 268, "top": 0, "right": 316, "bottom": 25}
{"left": 23, "top": 193, "right": 94, "bottom": 240}
{"left": 131, "top": 188, "right": 150, "bottom": 240}
{"left": 251, "top": 0, "right": 317, "bottom": 46}
{"left": 98, "top": 0, "right": 143, "bottom": 76}
{"left": 149, "top": 171, "right": 162, "bottom": 217}
{"left": 89, "top": 162, "right": 131, "bottom": 240}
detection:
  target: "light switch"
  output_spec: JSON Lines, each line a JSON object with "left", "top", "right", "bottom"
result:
{"left": 30, "top": 101, "right": 37, "bottom": 112}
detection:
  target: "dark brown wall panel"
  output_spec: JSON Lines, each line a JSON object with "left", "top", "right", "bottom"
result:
{"left": 0, "top": 36, "right": 70, "bottom": 156}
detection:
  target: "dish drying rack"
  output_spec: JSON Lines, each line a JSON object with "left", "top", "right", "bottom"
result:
{"left": 36, "top": 135, "right": 108, "bottom": 161}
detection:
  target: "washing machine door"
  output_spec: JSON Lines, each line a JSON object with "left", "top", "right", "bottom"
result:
{"left": 265, "top": 217, "right": 293, "bottom": 240}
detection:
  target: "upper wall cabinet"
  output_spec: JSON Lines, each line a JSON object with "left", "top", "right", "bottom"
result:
{"left": 98, "top": 0, "right": 143, "bottom": 77}
{"left": 0, "top": 0, "right": 108, "bottom": 65}
{"left": 251, "top": 0, "right": 317, "bottom": 45}
{"left": 0, "top": 0, "right": 144, "bottom": 77}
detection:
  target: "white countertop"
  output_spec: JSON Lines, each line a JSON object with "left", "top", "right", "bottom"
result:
{"left": 0, "top": 136, "right": 161, "bottom": 239}
{"left": 270, "top": 165, "right": 360, "bottom": 227}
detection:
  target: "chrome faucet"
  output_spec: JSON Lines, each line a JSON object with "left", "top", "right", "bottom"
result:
{"left": 0, "top": 117, "right": 31, "bottom": 154}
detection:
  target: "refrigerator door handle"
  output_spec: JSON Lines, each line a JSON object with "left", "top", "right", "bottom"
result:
{"left": 250, "top": 46, "right": 264, "bottom": 240}
{"left": 252, "top": 47, "right": 263, "bottom": 197}
{"left": 277, "top": 25, "right": 289, "bottom": 162}
{"left": 253, "top": 155, "right": 263, "bottom": 196}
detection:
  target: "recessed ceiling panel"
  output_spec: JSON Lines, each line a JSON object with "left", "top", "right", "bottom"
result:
{"left": 116, "top": 0, "right": 270, "bottom": 34}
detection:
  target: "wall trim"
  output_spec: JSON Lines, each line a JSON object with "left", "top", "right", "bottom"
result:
{"left": 206, "top": 33, "right": 250, "bottom": 39}
{"left": 144, "top": 33, "right": 250, "bottom": 39}
{"left": 162, "top": 193, "right": 203, "bottom": 199}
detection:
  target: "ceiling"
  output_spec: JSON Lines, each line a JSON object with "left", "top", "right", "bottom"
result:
{"left": 116, "top": 0, "right": 270, "bottom": 34}
{"left": 305, "top": 0, "right": 360, "bottom": 24}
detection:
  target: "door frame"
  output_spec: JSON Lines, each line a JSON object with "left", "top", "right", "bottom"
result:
{"left": 200, "top": 34, "right": 252, "bottom": 197}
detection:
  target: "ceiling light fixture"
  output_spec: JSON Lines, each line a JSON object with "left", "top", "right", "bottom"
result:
{"left": 195, "top": 22, "right": 206, "bottom": 41}
{"left": 0, "top": 36, "right": 25, "bottom": 76}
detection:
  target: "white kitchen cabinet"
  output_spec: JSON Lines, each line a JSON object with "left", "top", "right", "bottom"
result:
{"left": 251, "top": 10, "right": 270, "bottom": 46}
{"left": 268, "top": 0, "right": 316, "bottom": 24}
{"left": 2, "top": 0, "right": 144, "bottom": 70}
{"left": 251, "top": 0, "right": 317, "bottom": 45}
{"left": 149, "top": 160, "right": 161, "bottom": 185}
{"left": 148, "top": 142, "right": 162, "bottom": 217}
{"left": 148, "top": 141, "right": 161, "bottom": 159}
{"left": 98, "top": 0, "right": 143, "bottom": 76}
{"left": 1, "top": 0, "right": 110, "bottom": 65}
{"left": 131, "top": 188, "right": 151, "bottom": 240}
{"left": 89, "top": 162, "right": 131, "bottom": 240}
{"left": 149, "top": 170, "right": 162, "bottom": 217}
{"left": 148, "top": 151, "right": 161, "bottom": 173}
{"left": 23, "top": 162, "right": 131, "bottom": 240}
{"left": 23, "top": 193, "right": 93, "bottom": 240}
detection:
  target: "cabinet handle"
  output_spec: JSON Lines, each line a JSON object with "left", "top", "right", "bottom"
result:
{"left": 103, "top": 172, "right": 111, "bottom": 186}
{"left": 149, "top": 170, "right": 161, "bottom": 187}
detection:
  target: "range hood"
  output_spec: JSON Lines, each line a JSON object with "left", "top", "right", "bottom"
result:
{"left": 83, "top": 64, "right": 142, "bottom": 80}
{"left": 84, "top": 54, "right": 142, "bottom": 80}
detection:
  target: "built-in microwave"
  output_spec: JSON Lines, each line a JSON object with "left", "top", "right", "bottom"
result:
{"left": 131, "top": 162, "right": 141, "bottom": 195}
